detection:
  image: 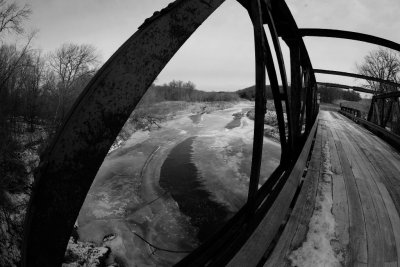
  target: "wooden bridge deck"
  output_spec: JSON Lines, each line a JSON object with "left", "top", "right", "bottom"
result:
{"left": 266, "top": 110, "right": 400, "bottom": 267}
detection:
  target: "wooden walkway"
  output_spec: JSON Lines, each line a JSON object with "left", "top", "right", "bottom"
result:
{"left": 266, "top": 111, "right": 400, "bottom": 267}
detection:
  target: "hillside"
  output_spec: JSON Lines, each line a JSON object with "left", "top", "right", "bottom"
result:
{"left": 235, "top": 85, "right": 274, "bottom": 100}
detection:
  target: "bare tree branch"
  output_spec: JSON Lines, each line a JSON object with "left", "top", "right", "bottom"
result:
{"left": 0, "top": 0, "right": 31, "bottom": 37}
{"left": 0, "top": 31, "right": 36, "bottom": 90}
{"left": 48, "top": 43, "right": 100, "bottom": 122}
{"left": 357, "top": 48, "right": 400, "bottom": 93}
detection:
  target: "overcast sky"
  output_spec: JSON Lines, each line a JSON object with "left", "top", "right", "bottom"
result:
{"left": 12, "top": 0, "right": 400, "bottom": 91}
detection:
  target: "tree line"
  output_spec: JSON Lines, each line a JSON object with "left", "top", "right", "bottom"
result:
{"left": 139, "top": 80, "right": 241, "bottom": 105}
{"left": 1, "top": 42, "right": 99, "bottom": 134}
{"left": 235, "top": 84, "right": 361, "bottom": 104}
{"left": 318, "top": 86, "right": 361, "bottom": 103}
{"left": 0, "top": 2, "right": 101, "bottom": 265}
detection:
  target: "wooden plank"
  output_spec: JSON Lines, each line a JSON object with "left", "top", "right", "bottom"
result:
{"left": 264, "top": 169, "right": 320, "bottom": 266}
{"left": 377, "top": 183, "right": 400, "bottom": 267}
{"left": 337, "top": 121, "right": 397, "bottom": 263}
{"left": 334, "top": 112, "right": 400, "bottom": 266}
{"left": 339, "top": 117, "right": 400, "bottom": 265}
{"left": 326, "top": 125, "right": 350, "bottom": 256}
{"left": 334, "top": 113, "right": 400, "bottom": 215}
{"left": 330, "top": 124, "right": 368, "bottom": 264}
{"left": 336, "top": 111, "right": 400, "bottom": 165}
{"left": 336, "top": 111, "right": 400, "bottom": 166}
{"left": 338, "top": 123, "right": 397, "bottom": 262}
{"left": 227, "top": 118, "right": 319, "bottom": 267}
{"left": 289, "top": 122, "right": 326, "bottom": 248}
{"left": 264, "top": 123, "right": 322, "bottom": 266}
{"left": 337, "top": 113, "right": 400, "bottom": 213}
{"left": 332, "top": 120, "right": 385, "bottom": 267}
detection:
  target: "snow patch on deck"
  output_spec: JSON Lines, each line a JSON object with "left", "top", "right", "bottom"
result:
{"left": 289, "top": 142, "right": 343, "bottom": 267}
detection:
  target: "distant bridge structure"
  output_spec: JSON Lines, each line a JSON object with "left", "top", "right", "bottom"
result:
{"left": 22, "top": 0, "right": 400, "bottom": 266}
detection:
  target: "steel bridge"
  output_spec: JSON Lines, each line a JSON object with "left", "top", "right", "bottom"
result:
{"left": 21, "top": 0, "right": 400, "bottom": 266}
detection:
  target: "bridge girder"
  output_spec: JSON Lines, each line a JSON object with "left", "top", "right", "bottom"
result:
{"left": 314, "top": 69, "right": 400, "bottom": 88}
{"left": 299, "top": 28, "right": 400, "bottom": 53}
{"left": 317, "top": 82, "right": 376, "bottom": 94}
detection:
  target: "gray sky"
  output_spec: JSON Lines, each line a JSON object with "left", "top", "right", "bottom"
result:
{"left": 13, "top": 0, "right": 400, "bottom": 91}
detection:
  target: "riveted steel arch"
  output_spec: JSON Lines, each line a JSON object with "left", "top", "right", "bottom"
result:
{"left": 22, "top": 1, "right": 226, "bottom": 265}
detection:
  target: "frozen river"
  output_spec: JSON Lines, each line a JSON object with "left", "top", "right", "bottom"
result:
{"left": 77, "top": 101, "right": 281, "bottom": 266}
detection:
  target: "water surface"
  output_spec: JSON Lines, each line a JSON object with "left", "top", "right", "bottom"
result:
{"left": 159, "top": 136, "right": 230, "bottom": 242}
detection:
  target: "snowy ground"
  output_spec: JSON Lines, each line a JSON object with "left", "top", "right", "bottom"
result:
{"left": 77, "top": 101, "right": 281, "bottom": 266}
{"left": 289, "top": 142, "right": 343, "bottom": 267}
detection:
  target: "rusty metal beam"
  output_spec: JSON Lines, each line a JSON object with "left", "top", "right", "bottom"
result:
{"left": 373, "top": 90, "right": 400, "bottom": 99}
{"left": 317, "top": 82, "right": 375, "bottom": 94}
{"left": 264, "top": 6, "right": 290, "bottom": 160}
{"left": 247, "top": 0, "right": 266, "bottom": 214}
{"left": 299, "top": 28, "right": 400, "bottom": 53}
{"left": 270, "top": 0, "right": 318, "bottom": 156}
{"left": 21, "top": 1, "right": 226, "bottom": 266}
{"left": 314, "top": 69, "right": 400, "bottom": 88}
{"left": 288, "top": 41, "right": 302, "bottom": 153}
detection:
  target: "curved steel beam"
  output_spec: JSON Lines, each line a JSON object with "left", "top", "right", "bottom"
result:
{"left": 299, "top": 28, "right": 400, "bottom": 53}
{"left": 314, "top": 69, "right": 400, "bottom": 88}
{"left": 373, "top": 91, "right": 400, "bottom": 99}
{"left": 21, "top": 1, "right": 225, "bottom": 266}
{"left": 264, "top": 6, "right": 290, "bottom": 160}
{"left": 247, "top": 0, "right": 266, "bottom": 214}
{"left": 317, "top": 82, "right": 375, "bottom": 94}
{"left": 269, "top": 0, "right": 318, "bottom": 153}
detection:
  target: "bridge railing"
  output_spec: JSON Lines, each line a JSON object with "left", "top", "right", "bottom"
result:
{"left": 368, "top": 91, "right": 400, "bottom": 134}
{"left": 339, "top": 91, "right": 400, "bottom": 151}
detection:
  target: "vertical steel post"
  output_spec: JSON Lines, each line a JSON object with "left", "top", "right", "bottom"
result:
{"left": 264, "top": 6, "right": 290, "bottom": 162}
{"left": 247, "top": 0, "right": 266, "bottom": 214}
{"left": 288, "top": 41, "right": 302, "bottom": 155}
{"left": 381, "top": 98, "right": 385, "bottom": 127}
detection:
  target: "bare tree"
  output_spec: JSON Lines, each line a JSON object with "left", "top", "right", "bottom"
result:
{"left": 357, "top": 48, "right": 400, "bottom": 93}
{"left": 0, "top": 32, "right": 35, "bottom": 90}
{"left": 0, "top": 0, "right": 31, "bottom": 37}
{"left": 48, "top": 43, "right": 99, "bottom": 123}
{"left": 19, "top": 50, "right": 45, "bottom": 132}
{"left": 0, "top": 4, "right": 33, "bottom": 265}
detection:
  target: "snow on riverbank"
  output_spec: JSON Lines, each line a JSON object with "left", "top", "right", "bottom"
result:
{"left": 289, "top": 142, "right": 343, "bottom": 267}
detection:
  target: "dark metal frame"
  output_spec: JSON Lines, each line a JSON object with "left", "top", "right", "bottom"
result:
{"left": 317, "top": 82, "right": 375, "bottom": 94}
{"left": 315, "top": 69, "right": 400, "bottom": 88}
{"left": 302, "top": 27, "right": 400, "bottom": 152}
{"left": 367, "top": 91, "right": 400, "bottom": 129}
{"left": 299, "top": 28, "right": 400, "bottom": 53}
